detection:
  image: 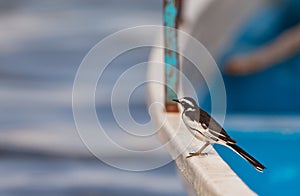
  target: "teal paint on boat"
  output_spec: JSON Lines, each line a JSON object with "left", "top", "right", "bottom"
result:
{"left": 164, "top": 0, "right": 179, "bottom": 102}
{"left": 164, "top": 0, "right": 178, "bottom": 27}
{"left": 214, "top": 131, "right": 300, "bottom": 196}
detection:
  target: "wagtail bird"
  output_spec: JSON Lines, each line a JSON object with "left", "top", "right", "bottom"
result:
{"left": 173, "top": 97, "right": 266, "bottom": 172}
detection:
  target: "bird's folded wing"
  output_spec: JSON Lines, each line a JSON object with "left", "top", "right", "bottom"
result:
{"left": 199, "top": 109, "right": 236, "bottom": 144}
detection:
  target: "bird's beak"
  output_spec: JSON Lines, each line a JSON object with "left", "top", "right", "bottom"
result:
{"left": 172, "top": 99, "right": 180, "bottom": 103}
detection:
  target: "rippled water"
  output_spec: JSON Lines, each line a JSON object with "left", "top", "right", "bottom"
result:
{"left": 0, "top": 1, "right": 187, "bottom": 195}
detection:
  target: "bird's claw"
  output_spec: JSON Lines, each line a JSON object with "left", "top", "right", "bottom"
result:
{"left": 186, "top": 152, "right": 208, "bottom": 159}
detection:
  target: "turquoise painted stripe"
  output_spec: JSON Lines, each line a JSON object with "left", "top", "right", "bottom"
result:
{"left": 164, "top": 0, "right": 179, "bottom": 101}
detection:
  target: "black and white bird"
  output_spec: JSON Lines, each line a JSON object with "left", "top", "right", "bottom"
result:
{"left": 173, "top": 97, "right": 266, "bottom": 172}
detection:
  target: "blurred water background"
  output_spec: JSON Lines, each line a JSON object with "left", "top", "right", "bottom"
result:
{"left": 0, "top": 1, "right": 187, "bottom": 195}
{"left": 200, "top": 1, "right": 300, "bottom": 195}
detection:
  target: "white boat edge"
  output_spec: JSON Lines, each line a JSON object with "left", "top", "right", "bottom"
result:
{"left": 146, "top": 0, "right": 268, "bottom": 195}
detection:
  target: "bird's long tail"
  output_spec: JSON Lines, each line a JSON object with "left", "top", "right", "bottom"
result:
{"left": 227, "top": 143, "right": 266, "bottom": 172}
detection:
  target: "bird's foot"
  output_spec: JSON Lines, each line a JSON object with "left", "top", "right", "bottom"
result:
{"left": 186, "top": 152, "right": 208, "bottom": 159}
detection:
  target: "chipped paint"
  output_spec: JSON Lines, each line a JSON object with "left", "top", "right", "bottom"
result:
{"left": 164, "top": 0, "right": 180, "bottom": 112}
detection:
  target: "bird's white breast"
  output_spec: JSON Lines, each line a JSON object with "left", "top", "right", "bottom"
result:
{"left": 182, "top": 112, "right": 208, "bottom": 142}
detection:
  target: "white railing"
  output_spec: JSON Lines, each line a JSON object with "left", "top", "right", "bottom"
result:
{"left": 147, "top": 0, "right": 264, "bottom": 195}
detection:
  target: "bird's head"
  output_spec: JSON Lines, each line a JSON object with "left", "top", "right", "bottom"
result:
{"left": 172, "top": 97, "right": 198, "bottom": 110}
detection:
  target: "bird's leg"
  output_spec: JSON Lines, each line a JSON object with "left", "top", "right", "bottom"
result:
{"left": 186, "top": 142, "right": 210, "bottom": 158}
